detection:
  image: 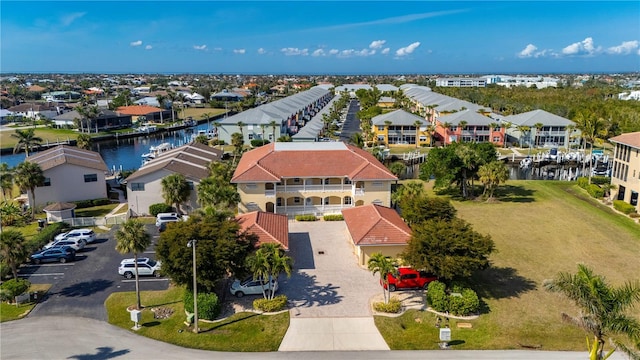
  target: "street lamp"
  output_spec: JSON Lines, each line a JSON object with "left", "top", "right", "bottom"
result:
{"left": 187, "top": 239, "right": 198, "bottom": 334}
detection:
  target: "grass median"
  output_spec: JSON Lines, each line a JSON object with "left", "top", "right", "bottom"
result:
{"left": 376, "top": 180, "right": 640, "bottom": 350}
{"left": 0, "top": 284, "right": 51, "bottom": 323}
{"left": 105, "top": 285, "right": 289, "bottom": 351}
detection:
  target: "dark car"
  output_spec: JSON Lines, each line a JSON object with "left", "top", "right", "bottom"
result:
{"left": 30, "top": 246, "right": 76, "bottom": 264}
{"left": 383, "top": 267, "right": 437, "bottom": 292}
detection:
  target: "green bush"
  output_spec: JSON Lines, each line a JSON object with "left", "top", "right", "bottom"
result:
{"left": 183, "top": 289, "right": 221, "bottom": 320}
{"left": 426, "top": 281, "right": 448, "bottom": 312}
{"left": 74, "top": 200, "right": 94, "bottom": 209}
{"left": 149, "top": 203, "right": 174, "bottom": 217}
{"left": 613, "top": 200, "right": 637, "bottom": 215}
{"left": 0, "top": 278, "right": 31, "bottom": 303}
{"left": 629, "top": 212, "right": 640, "bottom": 218}
{"left": 92, "top": 198, "right": 111, "bottom": 206}
{"left": 576, "top": 177, "right": 589, "bottom": 189}
{"left": 295, "top": 214, "right": 318, "bottom": 221}
{"left": 28, "top": 222, "right": 69, "bottom": 252}
{"left": 448, "top": 288, "right": 480, "bottom": 316}
{"left": 587, "top": 184, "right": 604, "bottom": 199}
{"left": 323, "top": 214, "right": 344, "bottom": 221}
{"left": 590, "top": 176, "right": 611, "bottom": 185}
{"left": 253, "top": 295, "right": 288, "bottom": 312}
{"left": 250, "top": 139, "right": 270, "bottom": 147}
{"left": 373, "top": 297, "right": 402, "bottom": 313}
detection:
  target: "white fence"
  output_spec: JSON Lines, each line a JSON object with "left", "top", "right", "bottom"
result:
{"left": 60, "top": 213, "right": 128, "bottom": 227}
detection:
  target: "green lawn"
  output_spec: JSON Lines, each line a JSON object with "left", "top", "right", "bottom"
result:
{"left": 74, "top": 203, "right": 119, "bottom": 218}
{"left": 182, "top": 108, "right": 228, "bottom": 120}
{"left": 0, "top": 284, "right": 51, "bottom": 323}
{"left": 376, "top": 180, "right": 640, "bottom": 350}
{"left": 105, "top": 286, "right": 289, "bottom": 351}
{"left": 0, "top": 127, "right": 79, "bottom": 149}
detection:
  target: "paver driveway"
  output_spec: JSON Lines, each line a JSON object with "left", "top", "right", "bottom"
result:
{"left": 279, "top": 221, "right": 381, "bottom": 317}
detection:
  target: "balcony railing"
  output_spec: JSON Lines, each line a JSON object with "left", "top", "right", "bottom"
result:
{"left": 276, "top": 184, "right": 352, "bottom": 192}
{"left": 265, "top": 189, "right": 276, "bottom": 197}
{"left": 276, "top": 204, "right": 354, "bottom": 216}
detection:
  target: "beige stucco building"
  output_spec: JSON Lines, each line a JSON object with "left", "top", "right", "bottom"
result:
{"left": 231, "top": 142, "right": 397, "bottom": 216}
{"left": 610, "top": 132, "right": 640, "bottom": 213}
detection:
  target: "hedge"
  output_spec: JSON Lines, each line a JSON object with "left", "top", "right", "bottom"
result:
{"left": 426, "top": 281, "right": 480, "bottom": 316}
{"left": 576, "top": 177, "right": 589, "bottom": 189}
{"left": 590, "top": 176, "right": 611, "bottom": 185}
{"left": 373, "top": 297, "right": 402, "bottom": 313}
{"left": 149, "top": 203, "right": 174, "bottom": 217}
{"left": 426, "top": 281, "right": 448, "bottom": 312}
{"left": 0, "top": 278, "right": 31, "bottom": 302}
{"left": 323, "top": 214, "right": 344, "bottom": 221}
{"left": 613, "top": 200, "right": 637, "bottom": 215}
{"left": 73, "top": 198, "right": 111, "bottom": 209}
{"left": 295, "top": 214, "right": 318, "bottom": 221}
{"left": 253, "top": 295, "right": 288, "bottom": 312}
{"left": 250, "top": 139, "right": 270, "bottom": 147}
{"left": 587, "top": 184, "right": 604, "bottom": 199}
{"left": 28, "top": 222, "right": 69, "bottom": 253}
{"left": 183, "top": 290, "right": 221, "bottom": 320}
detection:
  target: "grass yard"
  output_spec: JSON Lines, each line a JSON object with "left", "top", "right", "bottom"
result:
{"left": 0, "top": 127, "right": 79, "bottom": 149}
{"left": 105, "top": 286, "right": 289, "bottom": 351}
{"left": 74, "top": 203, "right": 119, "bottom": 218}
{"left": 182, "top": 108, "right": 228, "bottom": 120}
{"left": 0, "top": 284, "right": 51, "bottom": 323}
{"left": 376, "top": 180, "right": 640, "bottom": 350}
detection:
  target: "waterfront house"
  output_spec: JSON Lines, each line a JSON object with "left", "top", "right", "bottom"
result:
{"left": 8, "top": 103, "right": 59, "bottom": 120}
{"left": 52, "top": 109, "right": 132, "bottom": 131}
{"left": 27, "top": 145, "right": 108, "bottom": 207}
{"left": 372, "top": 109, "right": 431, "bottom": 147}
{"left": 505, "top": 109, "right": 577, "bottom": 148}
{"left": 435, "top": 109, "right": 505, "bottom": 146}
{"left": 231, "top": 142, "right": 397, "bottom": 216}
{"left": 116, "top": 105, "right": 173, "bottom": 123}
{"left": 342, "top": 204, "right": 412, "bottom": 266}
{"left": 609, "top": 132, "right": 640, "bottom": 213}
{"left": 125, "top": 142, "right": 223, "bottom": 216}
{"left": 237, "top": 211, "right": 289, "bottom": 250}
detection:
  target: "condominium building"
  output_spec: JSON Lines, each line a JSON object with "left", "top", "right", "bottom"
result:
{"left": 609, "top": 132, "right": 640, "bottom": 212}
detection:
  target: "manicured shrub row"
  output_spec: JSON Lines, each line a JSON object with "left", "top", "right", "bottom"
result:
{"left": 373, "top": 297, "right": 402, "bottom": 313}
{"left": 0, "top": 278, "right": 31, "bottom": 303}
{"left": 74, "top": 198, "right": 111, "bottom": 209}
{"left": 613, "top": 200, "right": 637, "bottom": 215}
{"left": 426, "top": 281, "right": 479, "bottom": 316}
{"left": 183, "top": 289, "right": 221, "bottom": 320}
{"left": 149, "top": 203, "right": 174, "bottom": 216}
{"left": 576, "top": 177, "right": 604, "bottom": 199}
{"left": 323, "top": 214, "right": 344, "bottom": 221}
{"left": 28, "top": 222, "right": 69, "bottom": 252}
{"left": 250, "top": 139, "right": 271, "bottom": 147}
{"left": 295, "top": 214, "right": 318, "bottom": 221}
{"left": 253, "top": 295, "right": 288, "bottom": 312}
{"left": 590, "top": 176, "right": 611, "bottom": 185}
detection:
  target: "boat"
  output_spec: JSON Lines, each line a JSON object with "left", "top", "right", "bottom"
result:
{"left": 519, "top": 157, "right": 532, "bottom": 169}
{"left": 137, "top": 123, "right": 158, "bottom": 133}
{"left": 141, "top": 142, "right": 173, "bottom": 163}
{"left": 192, "top": 129, "right": 217, "bottom": 140}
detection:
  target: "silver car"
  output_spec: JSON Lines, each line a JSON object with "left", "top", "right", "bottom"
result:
{"left": 229, "top": 276, "right": 278, "bottom": 298}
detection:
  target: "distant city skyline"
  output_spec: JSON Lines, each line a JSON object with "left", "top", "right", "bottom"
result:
{"left": 1, "top": 1, "right": 639, "bottom": 75}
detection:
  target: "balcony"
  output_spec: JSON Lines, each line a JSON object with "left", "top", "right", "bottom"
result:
{"left": 276, "top": 184, "right": 352, "bottom": 193}
{"left": 276, "top": 204, "right": 354, "bottom": 216}
{"left": 265, "top": 189, "right": 276, "bottom": 197}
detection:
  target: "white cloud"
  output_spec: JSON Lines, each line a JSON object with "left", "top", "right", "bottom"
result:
{"left": 233, "top": 49, "right": 246, "bottom": 54}
{"left": 369, "top": 40, "right": 386, "bottom": 49}
{"left": 130, "top": 40, "right": 143, "bottom": 47}
{"left": 381, "top": 48, "right": 390, "bottom": 55}
{"left": 607, "top": 40, "right": 639, "bottom": 55}
{"left": 312, "top": 49, "right": 325, "bottom": 57}
{"left": 61, "top": 12, "right": 86, "bottom": 26}
{"left": 336, "top": 48, "right": 376, "bottom": 58}
{"left": 395, "top": 42, "right": 420, "bottom": 57}
{"left": 281, "top": 47, "right": 309, "bottom": 56}
{"left": 145, "top": 45, "right": 152, "bottom": 50}
{"left": 518, "top": 44, "right": 538, "bottom": 58}
{"left": 329, "top": 49, "right": 339, "bottom": 55}
{"left": 257, "top": 48, "right": 266, "bottom": 54}
{"left": 193, "top": 45, "right": 207, "bottom": 51}
{"left": 562, "top": 37, "right": 601, "bottom": 56}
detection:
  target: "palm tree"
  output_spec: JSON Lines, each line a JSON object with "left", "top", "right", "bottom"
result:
{"left": 544, "top": 264, "right": 640, "bottom": 360}
{"left": 455, "top": 144, "right": 479, "bottom": 198}
{"left": 458, "top": 121, "right": 468, "bottom": 142}
{"left": 167, "top": 91, "right": 177, "bottom": 122}
{"left": 478, "top": 161, "right": 509, "bottom": 200}
{"left": 388, "top": 162, "right": 405, "bottom": 178}
{"left": 11, "top": 129, "right": 42, "bottom": 156}
{"left": 583, "top": 116, "right": 607, "bottom": 183}
{"left": 0, "top": 163, "right": 14, "bottom": 200}
{"left": 502, "top": 121, "right": 513, "bottom": 148}
{"left": 201, "top": 112, "right": 212, "bottom": 132}
{"left": 231, "top": 132, "right": 244, "bottom": 165}
{"left": 367, "top": 253, "right": 398, "bottom": 304}
{"left": 414, "top": 120, "right": 422, "bottom": 148}
{"left": 13, "top": 161, "right": 45, "bottom": 218}
{"left": 269, "top": 120, "right": 278, "bottom": 143}
{"left": 441, "top": 122, "right": 452, "bottom": 146}
{"left": 161, "top": 173, "right": 191, "bottom": 215}
{"left": 517, "top": 125, "right": 530, "bottom": 149}
{"left": 533, "top": 122, "right": 544, "bottom": 148}
{"left": 115, "top": 219, "right": 151, "bottom": 310}
{"left": 176, "top": 92, "right": 188, "bottom": 119}
{"left": 0, "top": 230, "right": 29, "bottom": 279}
{"left": 236, "top": 121, "right": 246, "bottom": 140}
{"left": 247, "top": 243, "right": 293, "bottom": 300}
{"left": 350, "top": 133, "right": 364, "bottom": 149}
{"left": 260, "top": 124, "right": 267, "bottom": 145}
{"left": 76, "top": 133, "right": 92, "bottom": 150}
{"left": 156, "top": 95, "right": 167, "bottom": 123}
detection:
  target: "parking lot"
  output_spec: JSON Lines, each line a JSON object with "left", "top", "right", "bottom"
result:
{"left": 21, "top": 224, "right": 169, "bottom": 321}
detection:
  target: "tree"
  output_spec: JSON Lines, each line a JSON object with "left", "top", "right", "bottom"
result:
{"left": 11, "top": 129, "right": 42, "bottom": 156}
{"left": 533, "top": 122, "right": 544, "bottom": 148}
{"left": 77, "top": 104, "right": 100, "bottom": 133}
{"left": 517, "top": 125, "right": 530, "bottom": 149}
{"left": 231, "top": 132, "right": 244, "bottom": 165}
{"left": 414, "top": 120, "right": 423, "bottom": 148}
{"left": 367, "top": 253, "right": 398, "bottom": 304}
{"left": 156, "top": 95, "right": 167, "bottom": 123}
{"left": 76, "top": 133, "right": 92, "bottom": 150}
{"left": 0, "top": 230, "right": 29, "bottom": 279}
{"left": 350, "top": 132, "right": 364, "bottom": 149}
{"left": 197, "top": 176, "right": 240, "bottom": 211}
{"left": 236, "top": 121, "right": 246, "bottom": 139}
{"left": 477, "top": 161, "right": 509, "bottom": 200}
{"left": 201, "top": 112, "right": 212, "bottom": 132}
{"left": 0, "top": 163, "right": 13, "bottom": 200}
{"left": 247, "top": 243, "right": 293, "bottom": 300}
{"left": 399, "top": 193, "right": 457, "bottom": 226}
{"left": 401, "top": 218, "right": 494, "bottom": 281}
{"left": 544, "top": 264, "right": 640, "bottom": 360}
{"left": 161, "top": 173, "right": 191, "bottom": 215}
{"left": 155, "top": 212, "right": 258, "bottom": 293}
{"left": 115, "top": 219, "right": 151, "bottom": 310}
{"left": 269, "top": 120, "right": 278, "bottom": 142}
{"left": 458, "top": 120, "right": 468, "bottom": 142}
{"left": 167, "top": 91, "right": 177, "bottom": 122}
{"left": 13, "top": 161, "right": 45, "bottom": 218}
{"left": 388, "top": 162, "right": 405, "bottom": 178}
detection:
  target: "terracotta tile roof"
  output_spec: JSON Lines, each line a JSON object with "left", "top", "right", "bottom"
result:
{"left": 236, "top": 211, "right": 289, "bottom": 250}
{"left": 609, "top": 132, "right": 640, "bottom": 149}
{"left": 116, "top": 105, "right": 162, "bottom": 116}
{"left": 27, "top": 145, "right": 108, "bottom": 172}
{"left": 342, "top": 204, "right": 411, "bottom": 246}
{"left": 232, "top": 142, "right": 397, "bottom": 183}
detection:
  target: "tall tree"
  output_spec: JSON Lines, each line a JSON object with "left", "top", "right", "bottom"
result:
{"left": 0, "top": 163, "right": 14, "bottom": 200}
{"left": 231, "top": 132, "right": 244, "bottom": 165}
{"left": 367, "top": 253, "right": 398, "bottom": 304}
{"left": 0, "top": 230, "right": 29, "bottom": 279}
{"left": 350, "top": 132, "right": 364, "bottom": 149}
{"left": 269, "top": 120, "right": 278, "bottom": 142}
{"left": 399, "top": 193, "right": 457, "bottom": 226}
{"left": 115, "top": 219, "right": 151, "bottom": 310}
{"left": 75, "top": 133, "right": 92, "bottom": 150}
{"left": 161, "top": 173, "right": 191, "bottom": 215}
{"left": 414, "top": 120, "right": 423, "bottom": 148}
{"left": 477, "top": 161, "right": 509, "bottom": 200}
{"left": 156, "top": 95, "right": 167, "bottom": 123}
{"left": 544, "top": 264, "right": 640, "bottom": 360}
{"left": 533, "top": 122, "right": 544, "bottom": 148}
{"left": 11, "top": 129, "right": 42, "bottom": 156}
{"left": 197, "top": 176, "right": 240, "bottom": 211}
{"left": 13, "top": 161, "right": 45, "bottom": 218}
{"left": 247, "top": 243, "right": 292, "bottom": 300}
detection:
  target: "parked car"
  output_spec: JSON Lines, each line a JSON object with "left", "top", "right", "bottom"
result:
{"left": 118, "top": 258, "right": 162, "bottom": 279}
{"left": 229, "top": 276, "right": 278, "bottom": 298}
{"left": 44, "top": 238, "right": 86, "bottom": 251}
{"left": 30, "top": 246, "right": 76, "bottom": 264}
{"left": 155, "top": 212, "right": 181, "bottom": 231}
{"left": 383, "top": 267, "right": 437, "bottom": 292}
{"left": 55, "top": 228, "right": 97, "bottom": 244}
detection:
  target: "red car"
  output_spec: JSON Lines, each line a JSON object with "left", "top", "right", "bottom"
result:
{"left": 383, "top": 267, "right": 437, "bottom": 292}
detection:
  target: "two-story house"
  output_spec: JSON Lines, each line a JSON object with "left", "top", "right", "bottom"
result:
{"left": 435, "top": 109, "right": 505, "bottom": 146}
{"left": 372, "top": 109, "right": 431, "bottom": 147}
{"left": 231, "top": 142, "right": 397, "bottom": 216}
{"left": 609, "top": 132, "right": 640, "bottom": 213}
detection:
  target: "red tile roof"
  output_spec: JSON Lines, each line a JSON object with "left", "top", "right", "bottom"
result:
{"left": 116, "top": 105, "right": 162, "bottom": 116}
{"left": 236, "top": 211, "right": 289, "bottom": 250}
{"left": 342, "top": 204, "right": 411, "bottom": 246}
{"left": 609, "top": 132, "right": 640, "bottom": 149}
{"left": 231, "top": 142, "right": 397, "bottom": 183}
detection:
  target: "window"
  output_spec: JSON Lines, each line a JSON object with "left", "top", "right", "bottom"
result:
{"left": 344, "top": 178, "right": 352, "bottom": 184}
{"left": 248, "top": 134, "right": 254, "bottom": 140}
{"left": 344, "top": 196, "right": 352, "bottom": 205}
{"left": 131, "top": 183, "right": 145, "bottom": 191}
{"left": 43, "top": 177, "right": 51, "bottom": 187}
{"left": 372, "top": 181, "right": 383, "bottom": 187}
{"left": 245, "top": 183, "right": 257, "bottom": 189}
{"left": 84, "top": 174, "right": 98, "bottom": 183}
{"left": 293, "top": 178, "right": 300, "bottom": 183}
{"left": 294, "top": 197, "right": 301, "bottom": 204}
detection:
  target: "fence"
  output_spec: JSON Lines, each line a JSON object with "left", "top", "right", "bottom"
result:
{"left": 60, "top": 213, "right": 128, "bottom": 227}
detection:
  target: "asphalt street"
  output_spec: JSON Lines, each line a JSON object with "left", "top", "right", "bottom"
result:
{"left": 339, "top": 99, "right": 361, "bottom": 143}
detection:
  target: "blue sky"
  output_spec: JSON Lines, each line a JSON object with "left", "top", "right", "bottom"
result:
{"left": 2, "top": 1, "right": 639, "bottom": 74}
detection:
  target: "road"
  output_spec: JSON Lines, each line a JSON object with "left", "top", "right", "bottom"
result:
{"left": 339, "top": 99, "right": 361, "bottom": 143}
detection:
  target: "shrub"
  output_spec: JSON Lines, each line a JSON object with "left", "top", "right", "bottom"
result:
{"left": 590, "top": 176, "right": 611, "bottom": 185}
{"left": 251, "top": 139, "right": 270, "bottom": 147}
{"left": 295, "top": 214, "right": 317, "bottom": 221}
{"left": 0, "top": 278, "right": 31, "bottom": 303}
{"left": 576, "top": 177, "right": 589, "bottom": 189}
{"left": 92, "top": 198, "right": 111, "bottom": 206}
{"left": 253, "top": 295, "right": 288, "bottom": 312}
{"left": 28, "top": 222, "right": 69, "bottom": 252}
{"left": 613, "top": 200, "right": 637, "bottom": 215}
{"left": 149, "top": 203, "right": 174, "bottom": 217}
{"left": 426, "top": 281, "right": 448, "bottom": 312}
{"left": 629, "top": 212, "right": 639, "bottom": 218}
{"left": 448, "top": 288, "right": 480, "bottom": 316}
{"left": 323, "top": 214, "right": 344, "bottom": 221}
{"left": 183, "top": 289, "right": 221, "bottom": 320}
{"left": 74, "top": 200, "right": 94, "bottom": 209}
{"left": 587, "top": 184, "right": 604, "bottom": 199}
{"left": 373, "top": 297, "right": 402, "bottom": 313}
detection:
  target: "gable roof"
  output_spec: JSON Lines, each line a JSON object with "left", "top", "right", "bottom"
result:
{"left": 231, "top": 142, "right": 397, "bottom": 183}
{"left": 506, "top": 109, "right": 574, "bottom": 127}
{"left": 8, "top": 103, "right": 57, "bottom": 112}
{"left": 609, "top": 132, "right": 640, "bottom": 149}
{"left": 372, "top": 109, "right": 428, "bottom": 126}
{"left": 27, "top": 145, "right": 108, "bottom": 172}
{"left": 236, "top": 211, "right": 289, "bottom": 250}
{"left": 116, "top": 105, "right": 162, "bottom": 116}
{"left": 436, "top": 109, "right": 496, "bottom": 126}
{"left": 341, "top": 204, "right": 411, "bottom": 246}
{"left": 126, "top": 142, "right": 223, "bottom": 182}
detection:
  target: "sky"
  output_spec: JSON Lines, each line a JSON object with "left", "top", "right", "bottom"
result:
{"left": 1, "top": 1, "right": 639, "bottom": 75}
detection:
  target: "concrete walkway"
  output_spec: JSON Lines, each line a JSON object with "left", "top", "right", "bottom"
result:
{"left": 279, "top": 317, "right": 389, "bottom": 351}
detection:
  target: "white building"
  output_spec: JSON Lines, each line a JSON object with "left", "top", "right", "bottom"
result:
{"left": 435, "top": 77, "right": 487, "bottom": 87}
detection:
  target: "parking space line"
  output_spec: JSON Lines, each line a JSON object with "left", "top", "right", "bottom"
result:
{"left": 22, "top": 263, "right": 75, "bottom": 267}
{"left": 121, "top": 278, "right": 169, "bottom": 283}
{"left": 143, "top": 250, "right": 155, "bottom": 254}
{"left": 18, "top": 273, "right": 65, "bottom": 277}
